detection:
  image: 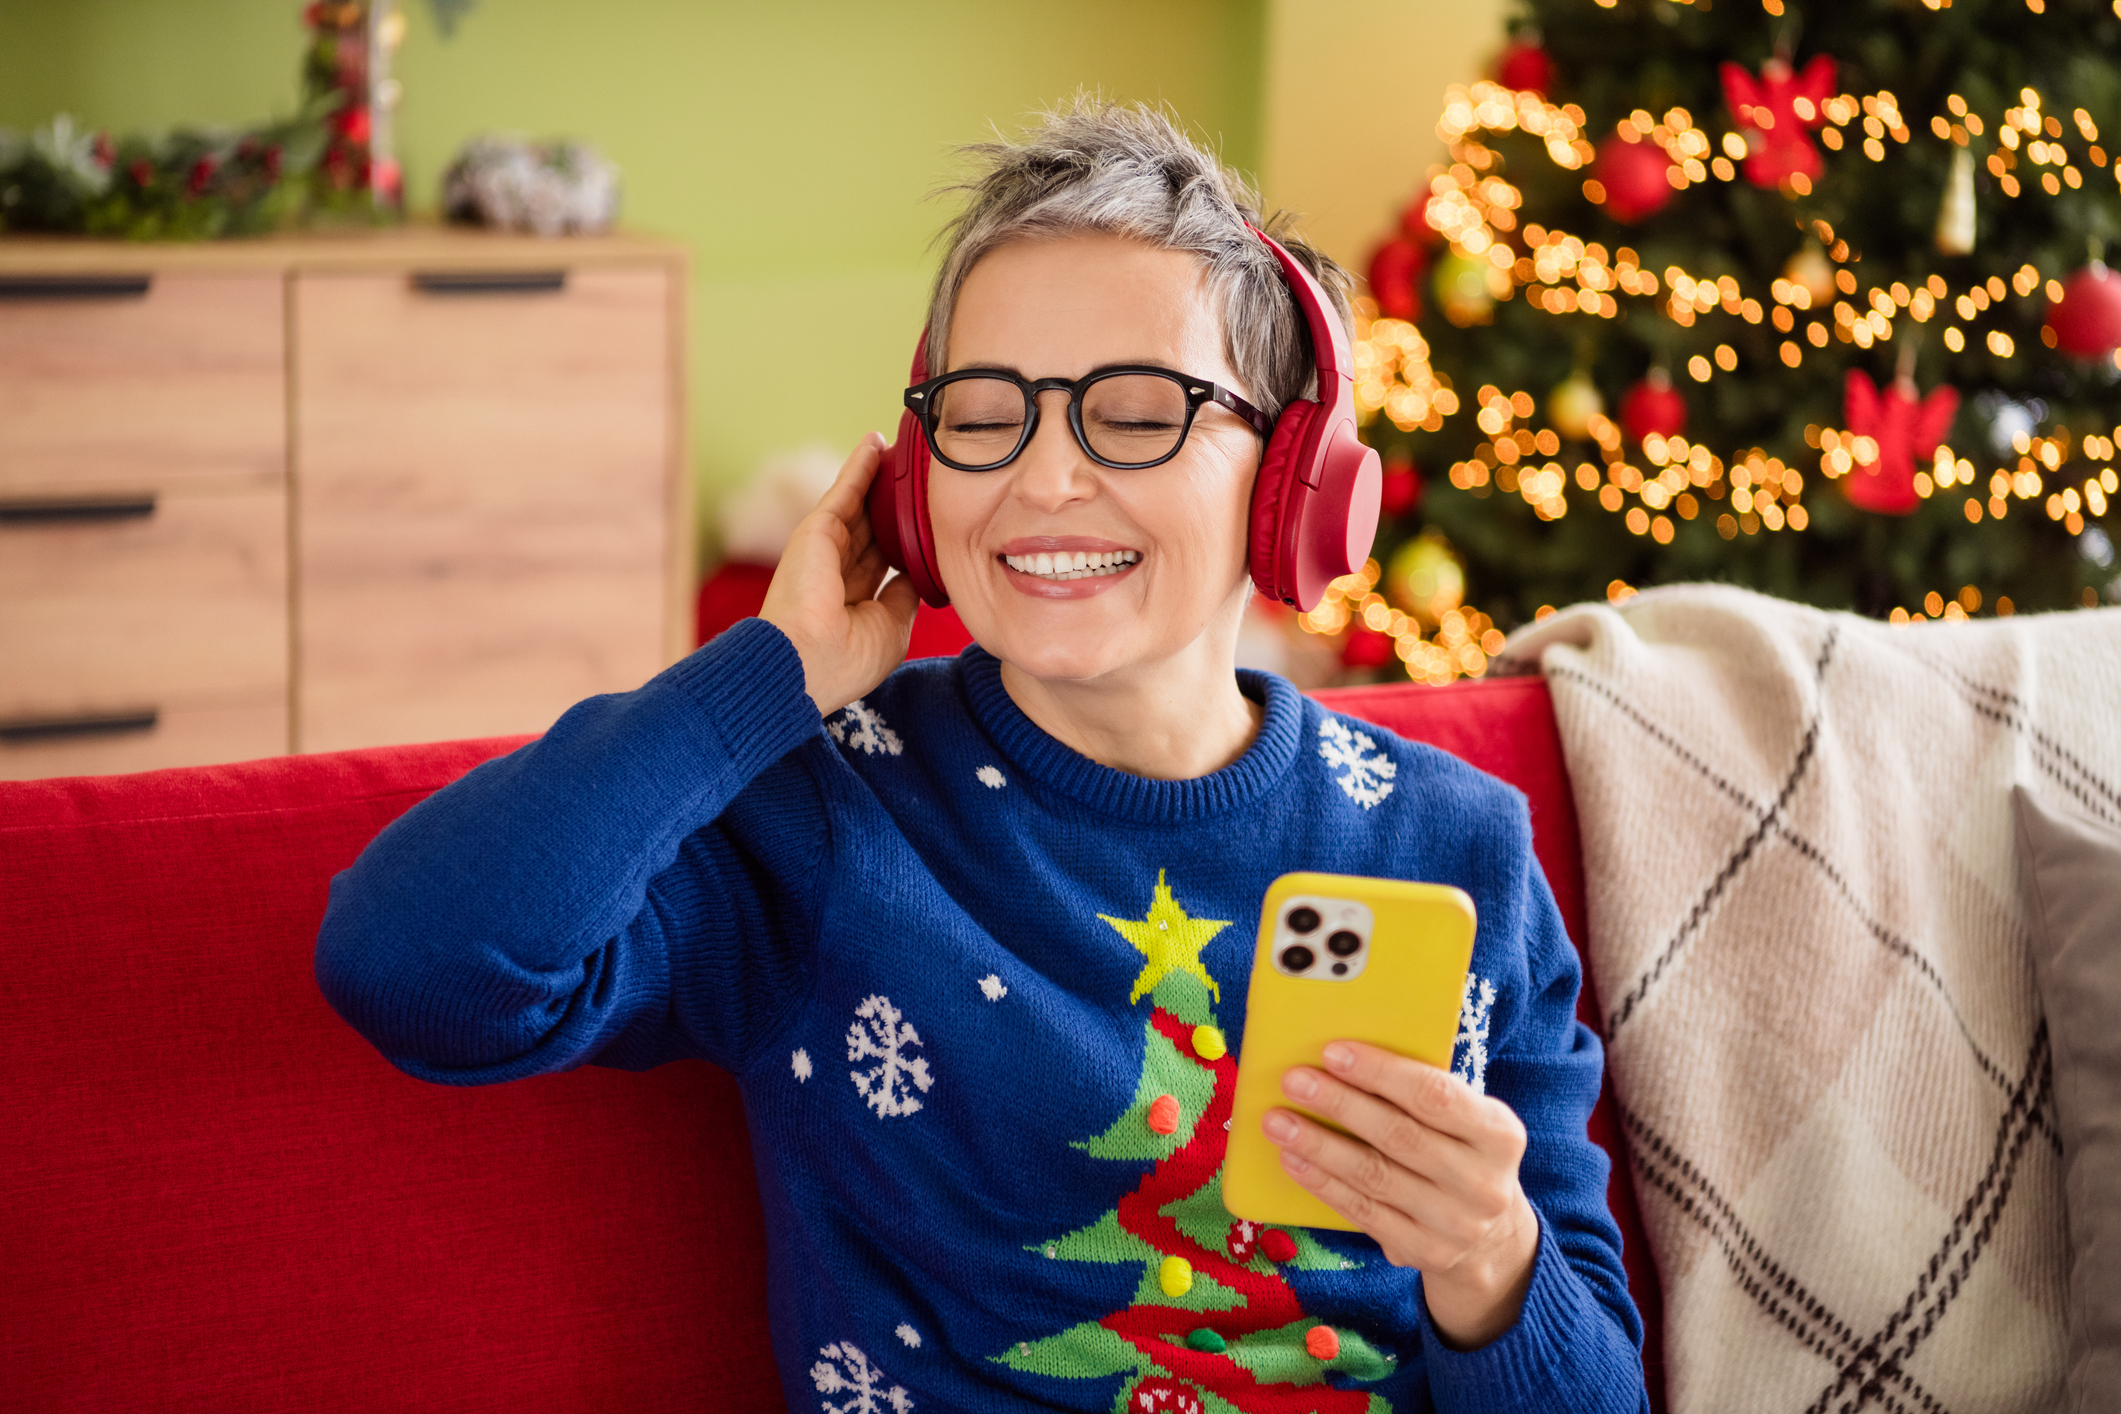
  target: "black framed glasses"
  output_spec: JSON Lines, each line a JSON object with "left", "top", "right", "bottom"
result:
{"left": 904, "top": 365, "right": 1273, "bottom": 473}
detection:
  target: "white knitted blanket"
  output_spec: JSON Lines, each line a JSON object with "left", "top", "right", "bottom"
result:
{"left": 1502, "top": 585, "right": 2121, "bottom": 1414}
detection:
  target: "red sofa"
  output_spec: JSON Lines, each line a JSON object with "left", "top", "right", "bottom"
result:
{"left": 2, "top": 671, "right": 1663, "bottom": 1412}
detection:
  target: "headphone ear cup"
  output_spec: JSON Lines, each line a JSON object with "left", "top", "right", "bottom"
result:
{"left": 1248, "top": 401, "right": 1315, "bottom": 606}
{"left": 874, "top": 408, "right": 951, "bottom": 608}
{"left": 1283, "top": 417, "right": 1381, "bottom": 611}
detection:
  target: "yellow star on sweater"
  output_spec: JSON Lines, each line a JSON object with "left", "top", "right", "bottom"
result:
{"left": 1099, "top": 870, "right": 1229, "bottom": 1005}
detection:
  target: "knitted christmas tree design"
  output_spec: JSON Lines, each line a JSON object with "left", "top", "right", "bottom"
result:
{"left": 996, "top": 871, "right": 1394, "bottom": 1413}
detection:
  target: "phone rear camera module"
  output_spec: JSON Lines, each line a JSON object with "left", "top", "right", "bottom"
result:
{"left": 1326, "top": 929, "right": 1362, "bottom": 957}
{"left": 1278, "top": 944, "right": 1316, "bottom": 974}
{"left": 1285, "top": 905, "right": 1321, "bottom": 935}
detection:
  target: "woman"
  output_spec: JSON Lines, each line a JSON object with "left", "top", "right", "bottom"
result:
{"left": 316, "top": 100, "right": 1646, "bottom": 1412}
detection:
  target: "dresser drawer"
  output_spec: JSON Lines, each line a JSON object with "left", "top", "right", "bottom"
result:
{"left": 0, "top": 272, "right": 285, "bottom": 497}
{"left": 294, "top": 265, "right": 673, "bottom": 752}
{"left": 0, "top": 489, "right": 288, "bottom": 777}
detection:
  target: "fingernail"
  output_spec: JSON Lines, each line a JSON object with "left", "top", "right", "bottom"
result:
{"left": 1282, "top": 1068, "right": 1318, "bottom": 1100}
{"left": 1322, "top": 1043, "right": 1354, "bottom": 1072}
{"left": 1279, "top": 1147, "right": 1310, "bottom": 1174}
{"left": 1263, "top": 1111, "right": 1299, "bottom": 1143}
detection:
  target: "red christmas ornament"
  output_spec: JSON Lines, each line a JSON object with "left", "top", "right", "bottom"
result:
{"left": 1340, "top": 626, "right": 1394, "bottom": 669}
{"left": 1619, "top": 369, "right": 1686, "bottom": 443}
{"left": 1841, "top": 370, "right": 1959, "bottom": 516}
{"left": 1720, "top": 54, "right": 1837, "bottom": 189}
{"left": 1379, "top": 461, "right": 1423, "bottom": 516}
{"left": 1594, "top": 137, "right": 1674, "bottom": 224}
{"left": 1127, "top": 1379, "right": 1206, "bottom": 1414}
{"left": 1497, "top": 40, "right": 1554, "bottom": 95}
{"left": 2045, "top": 261, "right": 2121, "bottom": 359}
{"left": 1366, "top": 236, "right": 1426, "bottom": 321}
{"left": 1259, "top": 1228, "right": 1299, "bottom": 1263}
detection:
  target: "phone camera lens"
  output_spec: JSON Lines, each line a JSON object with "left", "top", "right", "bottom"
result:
{"left": 1331, "top": 962, "right": 1348, "bottom": 976}
{"left": 1278, "top": 945, "right": 1315, "bottom": 973}
{"left": 1326, "top": 929, "right": 1362, "bottom": 957}
{"left": 1285, "top": 906, "right": 1320, "bottom": 935}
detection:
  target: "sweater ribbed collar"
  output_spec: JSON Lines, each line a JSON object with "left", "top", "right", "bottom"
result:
{"left": 956, "top": 646, "right": 1304, "bottom": 824}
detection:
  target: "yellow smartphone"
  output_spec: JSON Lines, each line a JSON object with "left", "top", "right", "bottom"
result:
{"left": 1223, "top": 871, "right": 1477, "bottom": 1231}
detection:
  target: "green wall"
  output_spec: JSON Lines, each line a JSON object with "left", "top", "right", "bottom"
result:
{"left": 0, "top": 0, "right": 1266, "bottom": 551}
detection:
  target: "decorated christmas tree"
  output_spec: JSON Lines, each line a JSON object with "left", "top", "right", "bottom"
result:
{"left": 1318, "top": 0, "right": 2121, "bottom": 682}
{"left": 992, "top": 871, "right": 1404, "bottom": 1413}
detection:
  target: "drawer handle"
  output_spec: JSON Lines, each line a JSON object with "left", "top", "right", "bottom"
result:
{"left": 0, "top": 709, "right": 160, "bottom": 743}
{"left": 0, "top": 274, "right": 154, "bottom": 301}
{"left": 411, "top": 270, "right": 568, "bottom": 296}
{"left": 0, "top": 495, "right": 157, "bottom": 525}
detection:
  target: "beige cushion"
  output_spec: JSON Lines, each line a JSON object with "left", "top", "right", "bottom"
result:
{"left": 2015, "top": 786, "right": 2121, "bottom": 1414}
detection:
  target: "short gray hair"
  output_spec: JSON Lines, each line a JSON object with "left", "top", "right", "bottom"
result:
{"left": 924, "top": 97, "right": 1351, "bottom": 421}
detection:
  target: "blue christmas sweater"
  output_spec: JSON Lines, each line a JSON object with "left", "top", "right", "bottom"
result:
{"left": 315, "top": 617, "right": 1647, "bottom": 1414}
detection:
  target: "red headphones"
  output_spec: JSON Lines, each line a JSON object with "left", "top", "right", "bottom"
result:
{"left": 864, "top": 226, "right": 1381, "bottom": 614}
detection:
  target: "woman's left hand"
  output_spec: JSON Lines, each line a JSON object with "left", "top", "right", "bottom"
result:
{"left": 1264, "top": 1040, "right": 1541, "bottom": 1350}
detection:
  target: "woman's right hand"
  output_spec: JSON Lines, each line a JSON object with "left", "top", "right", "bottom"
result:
{"left": 759, "top": 432, "right": 922, "bottom": 717}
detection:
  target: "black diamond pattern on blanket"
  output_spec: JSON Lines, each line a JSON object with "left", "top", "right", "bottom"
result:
{"left": 1504, "top": 586, "right": 2121, "bottom": 1414}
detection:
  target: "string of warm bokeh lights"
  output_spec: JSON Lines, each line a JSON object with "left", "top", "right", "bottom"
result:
{"left": 1335, "top": 73, "right": 2119, "bottom": 671}
{"left": 1297, "top": 557, "right": 1509, "bottom": 685}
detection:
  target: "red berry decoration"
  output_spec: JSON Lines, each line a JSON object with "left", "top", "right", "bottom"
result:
{"left": 1127, "top": 1378, "right": 1205, "bottom": 1414}
{"left": 2046, "top": 261, "right": 2121, "bottom": 359}
{"left": 1619, "top": 369, "right": 1687, "bottom": 443}
{"left": 1145, "top": 1094, "right": 1181, "bottom": 1135}
{"left": 1841, "top": 370, "right": 1959, "bottom": 516}
{"left": 1593, "top": 137, "right": 1674, "bottom": 224}
{"left": 1259, "top": 1228, "right": 1299, "bottom": 1263}
{"left": 1497, "top": 40, "right": 1554, "bottom": 95}
{"left": 1305, "top": 1325, "right": 1342, "bottom": 1360}
{"left": 1719, "top": 54, "right": 1838, "bottom": 189}
{"left": 1366, "top": 236, "right": 1426, "bottom": 321}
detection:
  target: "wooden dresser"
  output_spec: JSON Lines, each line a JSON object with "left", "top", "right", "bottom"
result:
{"left": 0, "top": 228, "right": 690, "bottom": 779}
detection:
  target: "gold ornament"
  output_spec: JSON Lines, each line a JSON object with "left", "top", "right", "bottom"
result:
{"left": 1547, "top": 374, "right": 1604, "bottom": 441}
{"left": 1435, "top": 251, "right": 1496, "bottom": 327}
{"left": 1783, "top": 243, "right": 1838, "bottom": 307}
{"left": 1935, "top": 147, "right": 1976, "bottom": 257}
{"left": 1385, "top": 531, "right": 1466, "bottom": 629}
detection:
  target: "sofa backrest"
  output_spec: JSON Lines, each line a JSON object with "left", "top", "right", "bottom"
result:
{"left": 2, "top": 674, "right": 1661, "bottom": 1411}
{"left": 3, "top": 738, "right": 787, "bottom": 1413}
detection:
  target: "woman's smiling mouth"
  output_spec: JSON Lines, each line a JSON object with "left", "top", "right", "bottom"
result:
{"left": 1001, "top": 548, "right": 1140, "bottom": 581}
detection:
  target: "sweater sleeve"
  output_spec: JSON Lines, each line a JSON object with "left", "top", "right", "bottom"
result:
{"left": 313, "top": 617, "right": 830, "bottom": 1085}
{"left": 1421, "top": 839, "right": 1650, "bottom": 1413}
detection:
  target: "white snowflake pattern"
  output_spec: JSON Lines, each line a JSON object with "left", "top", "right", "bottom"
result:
{"left": 975, "top": 765, "right": 1006, "bottom": 789}
{"left": 1318, "top": 717, "right": 1397, "bottom": 809}
{"left": 792, "top": 1048, "right": 813, "bottom": 1083}
{"left": 827, "top": 699, "right": 904, "bottom": 756}
{"left": 811, "top": 1341, "right": 913, "bottom": 1413}
{"left": 896, "top": 1323, "right": 922, "bottom": 1348}
{"left": 978, "top": 974, "right": 1008, "bottom": 1002}
{"left": 847, "top": 994, "right": 934, "bottom": 1119}
{"left": 1451, "top": 972, "right": 1497, "bottom": 1095}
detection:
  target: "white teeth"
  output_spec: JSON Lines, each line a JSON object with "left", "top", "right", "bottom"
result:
{"left": 1002, "top": 550, "right": 1139, "bottom": 580}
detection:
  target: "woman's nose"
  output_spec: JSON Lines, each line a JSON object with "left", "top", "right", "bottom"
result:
{"left": 1010, "top": 388, "right": 1098, "bottom": 510}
